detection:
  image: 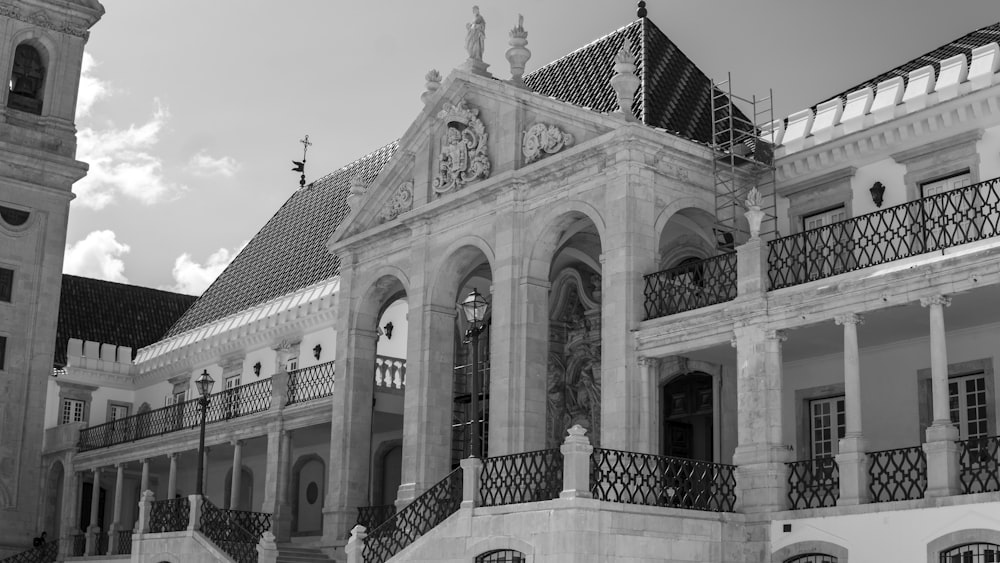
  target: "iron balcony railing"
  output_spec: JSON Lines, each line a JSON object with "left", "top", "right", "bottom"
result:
{"left": 69, "top": 534, "right": 85, "bottom": 557}
{"left": 480, "top": 448, "right": 563, "bottom": 506}
{"left": 867, "top": 445, "right": 927, "bottom": 503}
{"left": 115, "top": 530, "right": 132, "bottom": 555}
{"left": 643, "top": 252, "right": 738, "bottom": 320}
{"left": 787, "top": 457, "right": 839, "bottom": 509}
{"left": 78, "top": 378, "right": 272, "bottom": 451}
{"left": 199, "top": 498, "right": 270, "bottom": 563}
{"left": 149, "top": 497, "right": 190, "bottom": 533}
{"left": 0, "top": 540, "right": 58, "bottom": 563}
{"left": 287, "top": 360, "right": 335, "bottom": 405}
{"left": 356, "top": 504, "right": 396, "bottom": 531}
{"left": 363, "top": 467, "right": 463, "bottom": 563}
{"left": 769, "top": 175, "right": 1000, "bottom": 290}
{"left": 959, "top": 435, "right": 1000, "bottom": 494}
{"left": 590, "top": 448, "right": 737, "bottom": 512}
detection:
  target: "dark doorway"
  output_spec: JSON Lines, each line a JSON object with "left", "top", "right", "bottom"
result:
{"left": 79, "top": 482, "right": 106, "bottom": 531}
{"left": 661, "top": 372, "right": 714, "bottom": 461}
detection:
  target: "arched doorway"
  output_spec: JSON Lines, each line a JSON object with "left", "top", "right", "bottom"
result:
{"left": 379, "top": 445, "right": 402, "bottom": 506}
{"left": 661, "top": 372, "right": 714, "bottom": 461}
{"left": 223, "top": 467, "right": 253, "bottom": 511}
{"left": 291, "top": 455, "right": 325, "bottom": 535}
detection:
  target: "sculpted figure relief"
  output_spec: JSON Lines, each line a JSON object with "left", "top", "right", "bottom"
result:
{"left": 433, "top": 100, "right": 491, "bottom": 194}
{"left": 465, "top": 6, "right": 486, "bottom": 61}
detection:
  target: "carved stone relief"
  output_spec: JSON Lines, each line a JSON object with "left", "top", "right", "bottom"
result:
{"left": 0, "top": 5, "right": 91, "bottom": 39}
{"left": 432, "top": 100, "right": 491, "bottom": 194}
{"left": 522, "top": 123, "right": 574, "bottom": 164}
{"left": 378, "top": 181, "right": 414, "bottom": 223}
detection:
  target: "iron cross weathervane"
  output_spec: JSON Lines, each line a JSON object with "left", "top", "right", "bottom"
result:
{"left": 292, "top": 135, "right": 312, "bottom": 188}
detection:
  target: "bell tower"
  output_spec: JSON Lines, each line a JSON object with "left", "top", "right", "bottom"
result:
{"left": 0, "top": 0, "right": 104, "bottom": 553}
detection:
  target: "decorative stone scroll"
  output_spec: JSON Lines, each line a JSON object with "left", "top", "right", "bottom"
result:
{"left": 378, "top": 181, "right": 413, "bottom": 223}
{"left": 0, "top": 6, "right": 92, "bottom": 39}
{"left": 522, "top": 123, "right": 574, "bottom": 164}
{"left": 432, "top": 99, "right": 491, "bottom": 194}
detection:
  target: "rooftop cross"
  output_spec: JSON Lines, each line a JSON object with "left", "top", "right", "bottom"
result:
{"left": 292, "top": 134, "right": 312, "bottom": 188}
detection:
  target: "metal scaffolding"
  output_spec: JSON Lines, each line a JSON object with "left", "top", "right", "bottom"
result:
{"left": 710, "top": 73, "right": 778, "bottom": 247}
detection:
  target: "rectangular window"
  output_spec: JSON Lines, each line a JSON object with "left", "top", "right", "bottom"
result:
{"left": 0, "top": 268, "right": 12, "bottom": 302}
{"left": 0, "top": 335, "right": 5, "bottom": 370}
{"left": 810, "top": 396, "right": 845, "bottom": 458}
{"left": 61, "top": 399, "right": 85, "bottom": 424}
{"left": 225, "top": 375, "right": 241, "bottom": 390}
{"left": 950, "top": 372, "right": 989, "bottom": 440}
{"left": 286, "top": 357, "right": 298, "bottom": 372}
{"left": 802, "top": 206, "right": 847, "bottom": 231}
{"left": 109, "top": 404, "right": 129, "bottom": 421}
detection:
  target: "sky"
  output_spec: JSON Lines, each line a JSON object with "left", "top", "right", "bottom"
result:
{"left": 65, "top": 0, "right": 1000, "bottom": 295}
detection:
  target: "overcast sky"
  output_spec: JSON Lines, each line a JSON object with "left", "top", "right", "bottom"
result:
{"left": 64, "top": 0, "right": 1000, "bottom": 294}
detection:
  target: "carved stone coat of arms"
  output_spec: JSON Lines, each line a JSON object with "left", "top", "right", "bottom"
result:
{"left": 433, "top": 99, "right": 491, "bottom": 194}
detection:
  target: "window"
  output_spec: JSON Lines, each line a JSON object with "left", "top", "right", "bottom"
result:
{"left": 786, "top": 556, "right": 837, "bottom": 563}
{"left": 810, "top": 396, "right": 845, "bottom": 457}
{"left": 476, "top": 550, "right": 525, "bottom": 563}
{"left": 286, "top": 357, "right": 298, "bottom": 371}
{"left": 224, "top": 375, "right": 242, "bottom": 418}
{"left": 0, "top": 268, "right": 12, "bottom": 302}
{"left": 225, "top": 375, "right": 241, "bottom": 390}
{"left": 803, "top": 206, "right": 847, "bottom": 231}
{"left": 108, "top": 404, "right": 129, "bottom": 421}
{"left": 940, "top": 543, "right": 1000, "bottom": 562}
{"left": 169, "top": 390, "right": 187, "bottom": 405}
{"left": 8, "top": 44, "right": 45, "bottom": 114}
{"left": 61, "top": 399, "right": 85, "bottom": 424}
{"left": 951, "top": 372, "right": 989, "bottom": 441}
{"left": 0, "top": 335, "right": 5, "bottom": 370}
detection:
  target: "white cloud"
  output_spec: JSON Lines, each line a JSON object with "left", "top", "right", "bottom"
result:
{"left": 167, "top": 242, "right": 247, "bottom": 295}
{"left": 63, "top": 230, "right": 131, "bottom": 283}
{"left": 76, "top": 52, "right": 110, "bottom": 119}
{"left": 186, "top": 151, "right": 241, "bottom": 178}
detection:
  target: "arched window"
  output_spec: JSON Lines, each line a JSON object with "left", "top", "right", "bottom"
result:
{"left": 8, "top": 43, "right": 45, "bottom": 114}
{"left": 786, "top": 556, "right": 837, "bottom": 563}
{"left": 940, "top": 543, "right": 1000, "bottom": 562}
{"left": 475, "top": 550, "right": 524, "bottom": 563}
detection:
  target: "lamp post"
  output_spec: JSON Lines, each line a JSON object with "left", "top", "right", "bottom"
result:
{"left": 460, "top": 288, "right": 489, "bottom": 458}
{"left": 195, "top": 369, "right": 215, "bottom": 496}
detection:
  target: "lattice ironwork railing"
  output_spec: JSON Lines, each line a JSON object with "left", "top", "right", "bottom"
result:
{"left": 149, "top": 497, "right": 191, "bottom": 533}
{"left": 115, "top": 530, "right": 132, "bottom": 555}
{"left": 95, "top": 532, "right": 109, "bottom": 556}
{"left": 643, "top": 252, "right": 738, "bottom": 320}
{"left": 480, "top": 448, "right": 563, "bottom": 506}
{"left": 787, "top": 457, "right": 839, "bottom": 509}
{"left": 363, "top": 468, "right": 463, "bottom": 563}
{"left": 199, "top": 498, "right": 268, "bottom": 563}
{"left": 70, "top": 534, "right": 85, "bottom": 557}
{"left": 959, "top": 435, "right": 1000, "bottom": 494}
{"left": 590, "top": 448, "right": 737, "bottom": 512}
{"left": 0, "top": 540, "right": 58, "bottom": 563}
{"left": 356, "top": 504, "right": 396, "bottom": 530}
{"left": 79, "top": 379, "right": 273, "bottom": 451}
{"left": 867, "top": 445, "right": 927, "bottom": 503}
{"left": 287, "top": 361, "right": 335, "bottom": 405}
{"left": 768, "top": 175, "right": 1000, "bottom": 290}
{"left": 375, "top": 356, "right": 406, "bottom": 389}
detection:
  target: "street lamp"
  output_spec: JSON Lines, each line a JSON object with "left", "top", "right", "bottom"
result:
{"left": 195, "top": 369, "right": 214, "bottom": 496}
{"left": 460, "top": 288, "right": 489, "bottom": 458}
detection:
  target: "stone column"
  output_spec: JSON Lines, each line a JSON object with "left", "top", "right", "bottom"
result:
{"left": 731, "top": 327, "right": 793, "bottom": 513}
{"left": 58, "top": 468, "right": 82, "bottom": 559}
{"left": 85, "top": 468, "right": 100, "bottom": 556}
{"left": 167, "top": 453, "right": 178, "bottom": 499}
{"left": 921, "top": 295, "right": 960, "bottom": 497}
{"left": 560, "top": 425, "right": 593, "bottom": 499}
{"left": 108, "top": 463, "right": 125, "bottom": 554}
{"left": 230, "top": 440, "right": 244, "bottom": 509}
{"left": 277, "top": 431, "right": 292, "bottom": 538}
{"left": 140, "top": 458, "right": 150, "bottom": 497}
{"left": 636, "top": 357, "right": 659, "bottom": 454}
{"left": 263, "top": 426, "right": 293, "bottom": 541}
{"left": 834, "top": 313, "right": 868, "bottom": 505}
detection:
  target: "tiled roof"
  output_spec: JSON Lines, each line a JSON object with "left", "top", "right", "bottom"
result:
{"left": 56, "top": 275, "right": 197, "bottom": 367}
{"left": 164, "top": 141, "right": 399, "bottom": 338}
{"left": 524, "top": 18, "right": 721, "bottom": 144}
{"left": 816, "top": 21, "right": 1000, "bottom": 108}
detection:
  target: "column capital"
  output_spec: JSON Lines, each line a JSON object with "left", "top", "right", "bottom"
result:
{"left": 834, "top": 313, "right": 865, "bottom": 326}
{"left": 168, "top": 452, "right": 178, "bottom": 459}
{"left": 637, "top": 356, "right": 659, "bottom": 368}
{"left": 92, "top": 467, "right": 100, "bottom": 475}
{"left": 230, "top": 439, "right": 244, "bottom": 447}
{"left": 140, "top": 457, "right": 150, "bottom": 464}
{"left": 114, "top": 462, "right": 125, "bottom": 470}
{"left": 920, "top": 295, "right": 952, "bottom": 308}
{"left": 764, "top": 329, "right": 787, "bottom": 342}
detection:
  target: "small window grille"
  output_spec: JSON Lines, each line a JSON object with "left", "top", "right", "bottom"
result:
{"left": 940, "top": 542, "right": 1000, "bottom": 562}
{"left": 475, "top": 550, "right": 525, "bottom": 563}
{"left": 0, "top": 268, "right": 12, "bottom": 302}
{"left": 786, "top": 555, "right": 837, "bottom": 563}
{"left": 61, "top": 399, "right": 85, "bottom": 424}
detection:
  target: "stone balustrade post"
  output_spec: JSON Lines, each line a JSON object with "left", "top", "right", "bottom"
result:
{"left": 188, "top": 494, "right": 203, "bottom": 531}
{"left": 345, "top": 525, "right": 367, "bottom": 563}
{"left": 736, "top": 237, "right": 768, "bottom": 297}
{"left": 560, "top": 425, "right": 593, "bottom": 499}
{"left": 135, "top": 490, "right": 154, "bottom": 534}
{"left": 460, "top": 457, "right": 484, "bottom": 509}
{"left": 257, "top": 531, "right": 278, "bottom": 563}
{"left": 271, "top": 370, "right": 289, "bottom": 411}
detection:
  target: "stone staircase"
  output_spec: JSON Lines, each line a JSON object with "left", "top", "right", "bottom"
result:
{"left": 276, "top": 544, "right": 340, "bottom": 563}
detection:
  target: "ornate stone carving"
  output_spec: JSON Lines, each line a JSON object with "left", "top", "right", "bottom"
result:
{"left": 744, "top": 186, "right": 766, "bottom": 239}
{"left": 433, "top": 100, "right": 491, "bottom": 194}
{"left": 522, "top": 123, "right": 574, "bottom": 164}
{"left": 421, "top": 70, "right": 441, "bottom": 105}
{"left": 379, "top": 181, "right": 413, "bottom": 223}
{"left": 505, "top": 15, "right": 530, "bottom": 87}
{"left": 465, "top": 6, "right": 486, "bottom": 61}
{"left": 610, "top": 38, "right": 640, "bottom": 116}
{"left": 0, "top": 5, "right": 91, "bottom": 39}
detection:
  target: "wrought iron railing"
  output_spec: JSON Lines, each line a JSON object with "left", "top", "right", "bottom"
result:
{"left": 70, "top": 534, "right": 85, "bottom": 557}
{"left": 287, "top": 361, "right": 335, "bottom": 405}
{"left": 95, "top": 532, "right": 109, "bottom": 556}
{"left": 590, "top": 448, "right": 737, "bottom": 512}
{"left": 769, "top": 175, "right": 1000, "bottom": 289}
{"left": 787, "top": 457, "right": 839, "bottom": 509}
{"left": 356, "top": 504, "right": 396, "bottom": 530}
{"left": 643, "top": 252, "right": 737, "bottom": 320}
{"left": 200, "top": 498, "right": 268, "bottom": 563}
{"left": 363, "top": 468, "right": 463, "bottom": 563}
{"left": 959, "top": 435, "right": 1000, "bottom": 494}
{"left": 149, "top": 497, "right": 191, "bottom": 533}
{"left": 375, "top": 355, "right": 406, "bottom": 389}
{"left": 0, "top": 540, "right": 58, "bottom": 563}
{"left": 115, "top": 529, "right": 132, "bottom": 555}
{"left": 480, "top": 448, "right": 563, "bottom": 506}
{"left": 867, "top": 445, "right": 927, "bottom": 502}
{"left": 79, "top": 379, "right": 272, "bottom": 451}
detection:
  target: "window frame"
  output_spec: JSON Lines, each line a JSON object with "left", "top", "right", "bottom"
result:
{"left": 809, "top": 395, "right": 846, "bottom": 458}
{"left": 918, "top": 358, "right": 996, "bottom": 443}
{"left": 795, "top": 383, "right": 846, "bottom": 459}
{"left": 777, "top": 166, "right": 855, "bottom": 235}
{"left": 106, "top": 400, "right": 131, "bottom": 423}
{"left": 0, "top": 267, "right": 12, "bottom": 303}
{"left": 0, "top": 335, "right": 6, "bottom": 371}
{"left": 61, "top": 398, "right": 86, "bottom": 425}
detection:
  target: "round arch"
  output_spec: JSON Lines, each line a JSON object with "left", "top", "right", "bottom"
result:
{"left": 772, "top": 540, "right": 848, "bottom": 562}
{"left": 6, "top": 29, "right": 58, "bottom": 115}
{"left": 523, "top": 201, "right": 607, "bottom": 280}
{"left": 655, "top": 206, "right": 718, "bottom": 271}
{"left": 427, "top": 238, "right": 495, "bottom": 311}
{"left": 290, "top": 453, "right": 326, "bottom": 535}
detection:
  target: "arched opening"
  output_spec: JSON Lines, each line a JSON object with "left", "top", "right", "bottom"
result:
{"left": 8, "top": 43, "right": 46, "bottom": 114}
{"left": 369, "top": 290, "right": 407, "bottom": 506}
{"left": 223, "top": 466, "right": 253, "bottom": 511}
{"left": 656, "top": 207, "right": 718, "bottom": 270}
{"left": 476, "top": 550, "right": 525, "bottom": 563}
{"left": 661, "top": 372, "right": 714, "bottom": 461}
{"left": 785, "top": 556, "right": 837, "bottom": 563}
{"left": 43, "top": 461, "right": 64, "bottom": 538}
{"left": 450, "top": 258, "right": 493, "bottom": 466}
{"left": 378, "top": 444, "right": 402, "bottom": 506}
{"left": 291, "top": 455, "right": 325, "bottom": 535}
{"left": 939, "top": 543, "right": 1000, "bottom": 562}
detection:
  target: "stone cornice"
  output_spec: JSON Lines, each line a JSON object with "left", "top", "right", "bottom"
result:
{"left": 61, "top": 367, "right": 134, "bottom": 390}
{"left": 0, "top": 1, "right": 104, "bottom": 39}
{"left": 890, "top": 128, "right": 984, "bottom": 164}
{"left": 776, "top": 166, "right": 856, "bottom": 198}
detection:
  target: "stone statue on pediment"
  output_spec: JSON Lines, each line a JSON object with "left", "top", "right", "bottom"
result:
{"left": 465, "top": 6, "right": 486, "bottom": 61}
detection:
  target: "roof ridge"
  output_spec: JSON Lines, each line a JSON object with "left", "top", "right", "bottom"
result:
{"left": 61, "top": 273, "right": 197, "bottom": 298}
{"left": 304, "top": 139, "right": 401, "bottom": 189}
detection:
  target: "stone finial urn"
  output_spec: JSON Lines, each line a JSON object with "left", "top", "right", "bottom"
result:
{"left": 347, "top": 175, "right": 366, "bottom": 211}
{"left": 421, "top": 69, "right": 442, "bottom": 105}
{"left": 744, "top": 186, "right": 765, "bottom": 239}
{"left": 610, "top": 38, "right": 641, "bottom": 117}
{"left": 506, "top": 15, "right": 530, "bottom": 87}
